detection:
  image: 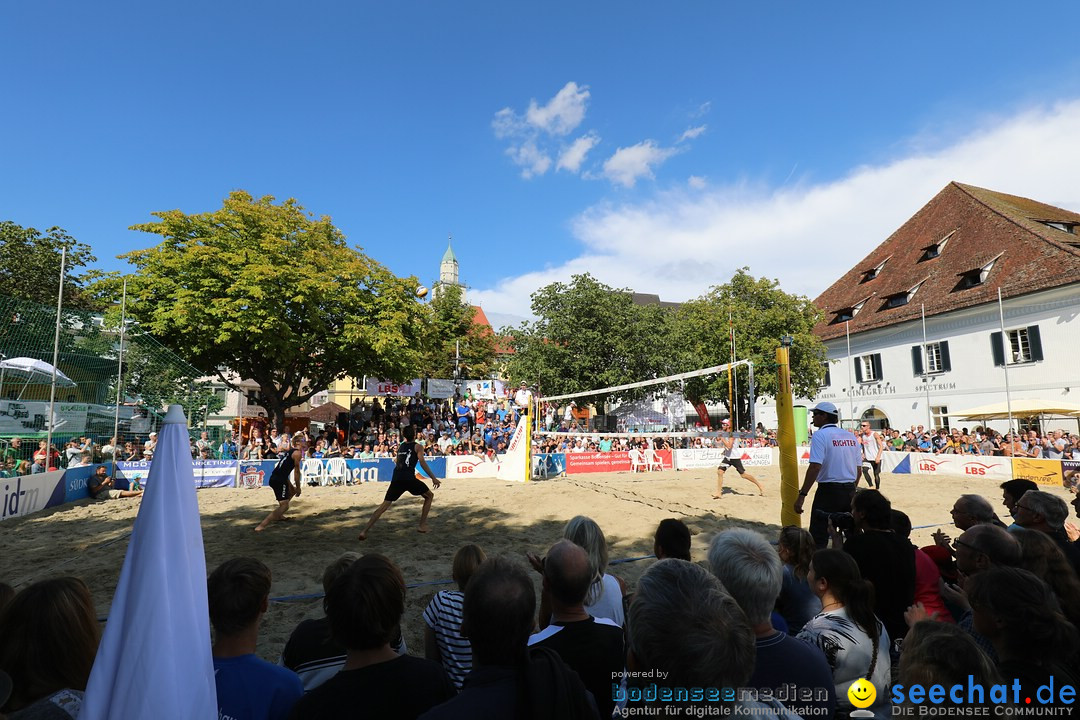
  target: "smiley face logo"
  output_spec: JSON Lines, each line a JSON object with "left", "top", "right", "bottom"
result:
{"left": 848, "top": 678, "right": 876, "bottom": 708}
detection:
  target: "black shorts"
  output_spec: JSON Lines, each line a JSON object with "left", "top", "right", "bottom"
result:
{"left": 384, "top": 473, "right": 430, "bottom": 502}
{"left": 719, "top": 458, "right": 745, "bottom": 474}
{"left": 269, "top": 474, "right": 291, "bottom": 502}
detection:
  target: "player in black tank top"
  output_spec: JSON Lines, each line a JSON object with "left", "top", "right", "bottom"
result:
{"left": 358, "top": 424, "right": 441, "bottom": 541}
{"left": 256, "top": 436, "right": 305, "bottom": 532}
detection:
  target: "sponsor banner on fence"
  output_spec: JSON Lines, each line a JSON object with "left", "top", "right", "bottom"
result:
{"left": 63, "top": 465, "right": 98, "bottom": 501}
{"left": 116, "top": 459, "right": 238, "bottom": 488}
{"left": 364, "top": 379, "right": 422, "bottom": 397}
{"left": 1, "top": 470, "right": 66, "bottom": 521}
{"left": 1064, "top": 460, "right": 1080, "bottom": 489}
{"left": 674, "top": 447, "right": 773, "bottom": 470}
{"left": 0, "top": 400, "right": 135, "bottom": 435}
{"left": 447, "top": 455, "right": 499, "bottom": 479}
{"left": 882, "top": 452, "right": 1012, "bottom": 480}
{"left": 426, "top": 379, "right": 458, "bottom": 399}
{"left": 564, "top": 449, "right": 674, "bottom": 474}
{"left": 1013, "top": 457, "right": 1065, "bottom": 486}
{"left": 533, "top": 453, "right": 566, "bottom": 478}
{"left": 463, "top": 379, "right": 509, "bottom": 400}
{"left": 797, "top": 446, "right": 811, "bottom": 465}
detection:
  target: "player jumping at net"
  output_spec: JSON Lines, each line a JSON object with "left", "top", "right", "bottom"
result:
{"left": 714, "top": 418, "right": 765, "bottom": 498}
{"left": 358, "top": 424, "right": 440, "bottom": 540}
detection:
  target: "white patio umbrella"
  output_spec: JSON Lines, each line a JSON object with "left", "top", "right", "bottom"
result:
{"left": 950, "top": 398, "right": 1080, "bottom": 420}
{"left": 0, "top": 356, "right": 76, "bottom": 401}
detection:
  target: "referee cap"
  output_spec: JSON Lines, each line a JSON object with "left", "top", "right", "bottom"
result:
{"left": 810, "top": 400, "right": 839, "bottom": 416}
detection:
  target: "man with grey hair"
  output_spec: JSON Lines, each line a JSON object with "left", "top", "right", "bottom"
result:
{"left": 933, "top": 494, "right": 1008, "bottom": 552}
{"left": 707, "top": 529, "right": 836, "bottom": 718}
{"left": 624, "top": 558, "right": 800, "bottom": 717}
{"left": 1013, "top": 490, "right": 1080, "bottom": 575}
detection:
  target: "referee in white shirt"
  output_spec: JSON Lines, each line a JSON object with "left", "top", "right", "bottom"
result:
{"left": 793, "top": 401, "right": 861, "bottom": 548}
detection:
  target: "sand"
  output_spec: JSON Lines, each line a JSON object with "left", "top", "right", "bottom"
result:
{"left": 1, "top": 466, "right": 1074, "bottom": 660}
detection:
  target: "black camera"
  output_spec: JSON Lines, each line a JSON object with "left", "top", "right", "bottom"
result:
{"left": 813, "top": 510, "right": 855, "bottom": 533}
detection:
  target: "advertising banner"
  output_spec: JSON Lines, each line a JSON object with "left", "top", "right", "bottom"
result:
{"left": 496, "top": 417, "right": 530, "bottom": 481}
{"left": 116, "top": 459, "right": 239, "bottom": 489}
{"left": 426, "top": 379, "right": 458, "bottom": 399}
{"left": 447, "top": 455, "right": 499, "bottom": 479}
{"left": 675, "top": 447, "right": 773, "bottom": 470}
{"left": 462, "top": 379, "right": 508, "bottom": 400}
{"left": 1013, "top": 457, "right": 1065, "bottom": 487}
{"left": 1, "top": 470, "right": 66, "bottom": 521}
{"left": 563, "top": 450, "right": 674, "bottom": 474}
{"left": 532, "top": 453, "right": 566, "bottom": 478}
{"left": 364, "top": 379, "right": 422, "bottom": 397}
{"left": 0, "top": 400, "right": 134, "bottom": 435}
{"left": 797, "top": 446, "right": 812, "bottom": 465}
{"left": 63, "top": 464, "right": 97, "bottom": 501}
{"left": 889, "top": 453, "right": 1015, "bottom": 481}
{"left": 1064, "top": 460, "right": 1080, "bottom": 490}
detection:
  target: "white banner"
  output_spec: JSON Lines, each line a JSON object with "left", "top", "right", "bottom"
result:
{"left": 675, "top": 447, "right": 773, "bottom": 470}
{"left": 496, "top": 417, "right": 529, "bottom": 482}
{"left": 446, "top": 455, "right": 500, "bottom": 479}
{"left": 1, "top": 470, "right": 65, "bottom": 521}
{"left": 797, "top": 446, "right": 812, "bottom": 465}
{"left": 462, "top": 379, "right": 508, "bottom": 400}
{"left": 364, "top": 379, "right": 422, "bottom": 397}
{"left": 426, "top": 379, "right": 458, "bottom": 399}
{"left": 896, "top": 452, "right": 1013, "bottom": 480}
{"left": 0, "top": 400, "right": 133, "bottom": 435}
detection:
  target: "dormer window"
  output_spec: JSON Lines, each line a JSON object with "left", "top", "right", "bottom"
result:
{"left": 957, "top": 255, "right": 1001, "bottom": 290}
{"left": 920, "top": 231, "right": 955, "bottom": 261}
{"left": 1041, "top": 221, "right": 1076, "bottom": 234}
{"left": 832, "top": 298, "right": 869, "bottom": 323}
{"left": 861, "top": 258, "right": 889, "bottom": 283}
{"left": 884, "top": 281, "right": 924, "bottom": 309}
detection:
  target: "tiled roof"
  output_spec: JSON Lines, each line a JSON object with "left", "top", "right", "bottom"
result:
{"left": 813, "top": 182, "right": 1080, "bottom": 340}
{"left": 471, "top": 305, "right": 514, "bottom": 354}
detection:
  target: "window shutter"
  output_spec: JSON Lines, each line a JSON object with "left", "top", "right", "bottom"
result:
{"left": 940, "top": 341, "right": 951, "bottom": 372}
{"left": 991, "top": 332, "right": 1005, "bottom": 367}
{"left": 872, "top": 354, "right": 883, "bottom": 381}
{"left": 854, "top": 358, "right": 863, "bottom": 383}
{"left": 1027, "top": 325, "right": 1043, "bottom": 362}
{"left": 911, "top": 346, "right": 924, "bottom": 376}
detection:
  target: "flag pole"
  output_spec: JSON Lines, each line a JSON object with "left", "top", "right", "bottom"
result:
{"left": 845, "top": 320, "right": 854, "bottom": 427}
{"left": 45, "top": 247, "right": 67, "bottom": 471}
{"left": 921, "top": 303, "right": 932, "bottom": 431}
{"left": 997, "top": 288, "right": 1015, "bottom": 435}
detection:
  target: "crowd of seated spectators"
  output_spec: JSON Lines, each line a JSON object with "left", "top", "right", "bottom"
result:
{"left": 882, "top": 425, "right": 1080, "bottom": 458}
{"left": 5, "top": 483, "right": 1080, "bottom": 719}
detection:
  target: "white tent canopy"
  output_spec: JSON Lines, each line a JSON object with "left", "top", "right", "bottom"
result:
{"left": 950, "top": 398, "right": 1080, "bottom": 420}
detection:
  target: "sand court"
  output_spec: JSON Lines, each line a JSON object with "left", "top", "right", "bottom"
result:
{"left": 1, "top": 465, "right": 1072, "bottom": 660}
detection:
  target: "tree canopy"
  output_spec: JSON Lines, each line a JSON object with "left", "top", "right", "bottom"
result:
{"left": 0, "top": 221, "right": 98, "bottom": 309}
{"left": 422, "top": 284, "right": 497, "bottom": 381}
{"left": 109, "top": 190, "right": 429, "bottom": 427}
{"left": 503, "top": 269, "right": 826, "bottom": 425}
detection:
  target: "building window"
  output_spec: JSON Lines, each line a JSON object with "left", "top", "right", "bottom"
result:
{"left": 1041, "top": 221, "right": 1076, "bottom": 234}
{"left": 920, "top": 231, "right": 954, "bottom": 261}
{"left": 832, "top": 298, "right": 868, "bottom": 324}
{"left": 861, "top": 258, "right": 889, "bottom": 283}
{"left": 883, "top": 281, "right": 924, "bottom": 310}
{"left": 931, "top": 405, "right": 950, "bottom": 431}
{"left": 912, "top": 341, "right": 951, "bottom": 375}
{"left": 246, "top": 390, "right": 263, "bottom": 406}
{"left": 854, "top": 353, "right": 882, "bottom": 383}
{"left": 991, "top": 326, "right": 1044, "bottom": 366}
{"left": 820, "top": 362, "right": 832, "bottom": 388}
{"left": 957, "top": 255, "right": 1001, "bottom": 290}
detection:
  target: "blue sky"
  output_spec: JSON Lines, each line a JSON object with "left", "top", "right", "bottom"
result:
{"left": 4, "top": 1, "right": 1080, "bottom": 326}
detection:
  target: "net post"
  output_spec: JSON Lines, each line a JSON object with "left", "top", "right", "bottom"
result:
{"left": 776, "top": 343, "right": 801, "bottom": 527}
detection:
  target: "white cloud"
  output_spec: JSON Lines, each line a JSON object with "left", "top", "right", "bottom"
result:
{"left": 557, "top": 133, "right": 600, "bottom": 173}
{"left": 525, "top": 81, "right": 590, "bottom": 136}
{"left": 679, "top": 125, "right": 707, "bottom": 142}
{"left": 470, "top": 100, "right": 1080, "bottom": 319}
{"left": 507, "top": 141, "right": 551, "bottom": 179}
{"left": 688, "top": 175, "right": 707, "bottom": 189}
{"left": 494, "top": 82, "right": 592, "bottom": 178}
{"left": 602, "top": 140, "right": 680, "bottom": 188}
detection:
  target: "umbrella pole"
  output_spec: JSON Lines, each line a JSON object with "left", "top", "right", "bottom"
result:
{"left": 112, "top": 278, "right": 128, "bottom": 478}
{"left": 997, "top": 289, "right": 1015, "bottom": 436}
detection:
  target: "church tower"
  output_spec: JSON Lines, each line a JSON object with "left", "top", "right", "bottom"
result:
{"left": 433, "top": 234, "right": 466, "bottom": 301}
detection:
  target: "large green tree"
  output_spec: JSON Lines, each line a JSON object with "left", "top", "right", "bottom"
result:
{"left": 670, "top": 268, "right": 827, "bottom": 424}
{"left": 422, "top": 284, "right": 497, "bottom": 380}
{"left": 0, "top": 221, "right": 98, "bottom": 309}
{"left": 108, "top": 191, "right": 428, "bottom": 427}
{"left": 503, "top": 273, "right": 671, "bottom": 402}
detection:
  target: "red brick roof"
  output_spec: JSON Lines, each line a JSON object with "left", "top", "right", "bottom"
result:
{"left": 813, "top": 182, "right": 1080, "bottom": 340}
{"left": 471, "top": 305, "right": 514, "bottom": 355}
